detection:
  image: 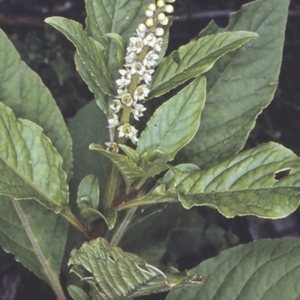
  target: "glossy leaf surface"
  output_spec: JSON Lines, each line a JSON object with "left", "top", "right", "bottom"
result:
{"left": 0, "top": 29, "right": 72, "bottom": 178}
{"left": 137, "top": 76, "right": 206, "bottom": 163}
{"left": 45, "top": 17, "right": 115, "bottom": 96}
{"left": 124, "top": 143, "right": 300, "bottom": 219}
{"left": 0, "top": 102, "right": 68, "bottom": 212}
{"left": 181, "top": 0, "right": 289, "bottom": 168}
{"left": 149, "top": 31, "right": 258, "bottom": 98}
{"left": 166, "top": 238, "right": 300, "bottom": 300}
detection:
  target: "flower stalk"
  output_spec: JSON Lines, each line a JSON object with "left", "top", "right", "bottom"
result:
{"left": 102, "top": 0, "right": 175, "bottom": 214}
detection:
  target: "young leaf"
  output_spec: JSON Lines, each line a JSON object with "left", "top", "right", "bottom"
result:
{"left": 45, "top": 17, "right": 115, "bottom": 96}
{"left": 85, "top": 0, "right": 153, "bottom": 77}
{"left": 181, "top": 0, "right": 289, "bottom": 168}
{"left": 69, "top": 238, "right": 204, "bottom": 299}
{"left": 123, "top": 142, "right": 300, "bottom": 219}
{"left": 77, "top": 174, "right": 100, "bottom": 210}
{"left": 74, "top": 52, "right": 109, "bottom": 115}
{"left": 67, "top": 285, "right": 89, "bottom": 300}
{"left": 0, "top": 29, "right": 73, "bottom": 178}
{"left": 166, "top": 238, "right": 300, "bottom": 300}
{"left": 0, "top": 102, "right": 68, "bottom": 213}
{"left": 0, "top": 197, "right": 68, "bottom": 299}
{"left": 89, "top": 143, "right": 145, "bottom": 192}
{"left": 149, "top": 31, "right": 258, "bottom": 98}
{"left": 104, "top": 33, "right": 125, "bottom": 68}
{"left": 137, "top": 76, "right": 206, "bottom": 163}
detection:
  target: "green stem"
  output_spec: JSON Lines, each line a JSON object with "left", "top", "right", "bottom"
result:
{"left": 117, "top": 197, "right": 176, "bottom": 211}
{"left": 60, "top": 207, "right": 91, "bottom": 240}
{"left": 110, "top": 207, "right": 137, "bottom": 246}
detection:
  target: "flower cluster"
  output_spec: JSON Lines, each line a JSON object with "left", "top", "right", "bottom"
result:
{"left": 106, "top": 0, "right": 175, "bottom": 152}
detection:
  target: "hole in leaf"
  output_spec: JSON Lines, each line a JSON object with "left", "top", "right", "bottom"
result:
{"left": 274, "top": 168, "right": 291, "bottom": 180}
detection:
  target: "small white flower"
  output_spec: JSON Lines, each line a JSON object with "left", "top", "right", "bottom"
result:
{"left": 143, "top": 33, "right": 157, "bottom": 48}
{"left": 141, "top": 68, "right": 155, "bottom": 84}
{"left": 131, "top": 61, "right": 146, "bottom": 76}
{"left": 110, "top": 99, "right": 123, "bottom": 113}
{"left": 133, "top": 84, "right": 150, "bottom": 101}
{"left": 117, "top": 123, "right": 139, "bottom": 144}
{"left": 131, "top": 104, "right": 147, "bottom": 121}
{"left": 107, "top": 113, "right": 120, "bottom": 128}
{"left": 120, "top": 93, "right": 134, "bottom": 107}
{"left": 116, "top": 69, "right": 132, "bottom": 88}
{"left": 105, "top": 142, "right": 119, "bottom": 153}
{"left": 143, "top": 50, "right": 159, "bottom": 68}
{"left": 127, "top": 36, "right": 144, "bottom": 54}
{"left": 124, "top": 52, "right": 138, "bottom": 65}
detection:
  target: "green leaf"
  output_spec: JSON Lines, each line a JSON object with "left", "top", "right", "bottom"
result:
{"left": 181, "top": 0, "right": 289, "bottom": 168}
{"left": 77, "top": 174, "right": 100, "bottom": 210}
{"left": 89, "top": 143, "right": 145, "bottom": 193}
{"left": 68, "top": 100, "right": 110, "bottom": 209}
{"left": 0, "top": 197, "right": 68, "bottom": 299}
{"left": 74, "top": 52, "right": 109, "bottom": 115}
{"left": 69, "top": 237, "right": 204, "bottom": 300}
{"left": 149, "top": 31, "right": 258, "bottom": 98}
{"left": 0, "top": 29, "right": 72, "bottom": 178}
{"left": 137, "top": 76, "right": 206, "bottom": 163}
{"left": 166, "top": 238, "right": 300, "bottom": 300}
{"left": 76, "top": 176, "right": 117, "bottom": 229}
{"left": 67, "top": 285, "right": 89, "bottom": 300}
{"left": 125, "top": 142, "right": 300, "bottom": 219}
{"left": 104, "top": 33, "right": 125, "bottom": 68}
{"left": 45, "top": 17, "right": 115, "bottom": 96}
{"left": 0, "top": 102, "right": 68, "bottom": 213}
{"left": 85, "top": 0, "right": 153, "bottom": 77}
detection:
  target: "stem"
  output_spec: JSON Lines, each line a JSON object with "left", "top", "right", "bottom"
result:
{"left": 60, "top": 207, "right": 91, "bottom": 240}
{"left": 110, "top": 207, "right": 137, "bottom": 246}
{"left": 117, "top": 197, "right": 176, "bottom": 211}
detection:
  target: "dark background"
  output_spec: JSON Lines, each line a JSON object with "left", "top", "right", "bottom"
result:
{"left": 1, "top": 0, "right": 300, "bottom": 299}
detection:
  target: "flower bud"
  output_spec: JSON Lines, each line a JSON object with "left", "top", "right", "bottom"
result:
{"left": 157, "top": 0, "right": 165, "bottom": 8}
{"left": 155, "top": 27, "right": 164, "bottom": 36}
{"left": 148, "top": 3, "right": 157, "bottom": 11}
{"left": 166, "top": 0, "right": 175, "bottom": 3}
{"left": 145, "top": 10, "right": 154, "bottom": 17}
{"left": 145, "top": 18, "right": 154, "bottom": 27}
{"left": 165, "top": 5, "right": 174, "bottom": 13}
{"left": 157, "top": 12, "right": 166, "bottom": 22}
{"left": 138, "top": 23, "right": 147, "bottom": 33}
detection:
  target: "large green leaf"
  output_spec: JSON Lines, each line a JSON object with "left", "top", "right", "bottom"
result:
{"left": 122, "top": 142, "right": 300, "bottom": 219}
{"left": 0, "top": 29, "right": 72, "bottom": 178}
{"left": 149, "top": 31, "right": 258, "bottom": 98}
{"left": 0, "top": 102, "right": 68, "bottom": 213}
{"left": 69, "top": 237, "right": 204, "bottom": 300}
{"left": 166, "top": 238, "right": 300, "bottom": 300}
{"left": 0, "top": 197, "right": 68, "bottom": 299}
{"left": 180, "top": 0, "right": 289, "bottom": 168}
{"left": 137, "top": 76, "right": 206, "bottom": 163}
{"left": 45, "top": 17, "right": 115, "bottom": 96}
